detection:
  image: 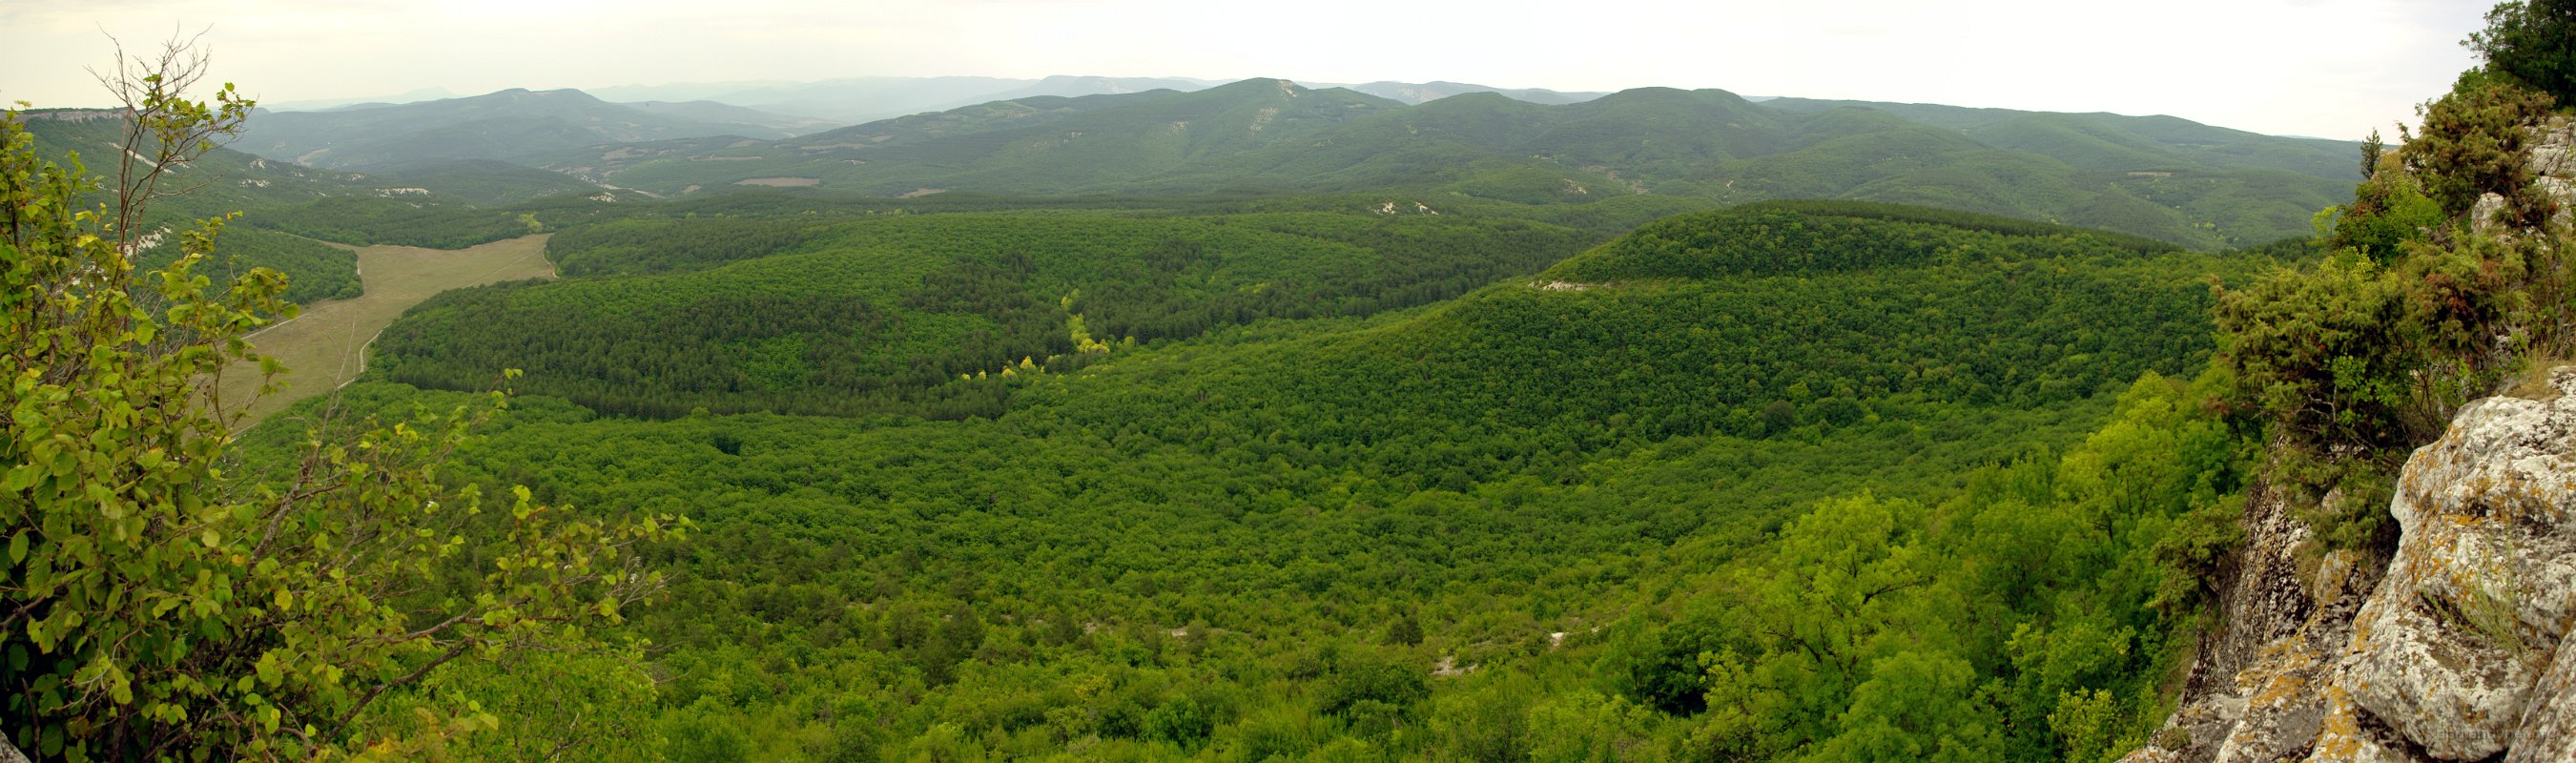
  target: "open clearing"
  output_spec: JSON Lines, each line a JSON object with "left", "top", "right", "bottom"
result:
{"left": 217, "top": 234, "right": 556, "bottom": 426}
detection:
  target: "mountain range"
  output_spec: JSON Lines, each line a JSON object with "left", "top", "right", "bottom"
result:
{"left": 522, "top": 77, "right": 2356, "bottom": 247}
{"left": 179, "top": 74, "right": 2368, "bottom": 249}
{"left": 235, "top": 88, "right": 823, "bottom": 170}
{"left": 578, "top": 75, "right": 1607, "bottom": 124}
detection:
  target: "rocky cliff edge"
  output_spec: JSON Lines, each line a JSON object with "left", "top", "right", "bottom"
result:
{"left": 2126, "top": 366, "right": 2576, "bottom": 762}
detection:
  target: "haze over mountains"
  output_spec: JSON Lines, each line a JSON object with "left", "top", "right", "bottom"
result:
{"left": 291, "top": 75, "right": 1614, "bottom": 127}
{"left": 236, "top": 88, "right": 822, "bottom": 170}
{"left": 231, "top": 75, "right": 2353, "bottom": 248}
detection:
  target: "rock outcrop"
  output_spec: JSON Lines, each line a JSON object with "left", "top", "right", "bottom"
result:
{"left": 2472, "top": 114, "right": 2576, "bottom": 238}
{"left": 2530, "top": 114, "right": 2576, "bottom": 233}
{"left": 2126, "top": 367, "right": 2576, "bottom": 762}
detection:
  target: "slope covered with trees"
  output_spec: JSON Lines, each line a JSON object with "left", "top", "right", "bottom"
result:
{"left": 226, "top": 199, "right": 2279, "bottom": 760}
{"left": 368, "top": 209, "right": 1599, "bottom": 419}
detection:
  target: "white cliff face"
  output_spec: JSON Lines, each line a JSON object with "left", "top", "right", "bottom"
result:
{"left": 2129, "top": 368, "right": 2576, "bottom": 762}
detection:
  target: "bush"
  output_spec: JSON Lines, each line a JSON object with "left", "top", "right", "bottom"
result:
{"left": 2406, "top": 79, "right": 2556, "bottom": 226}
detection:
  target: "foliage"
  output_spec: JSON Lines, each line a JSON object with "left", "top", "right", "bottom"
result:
{"left": 2218, "top": 61, "right": 2573, "bottom": 550}
{"left": 1652, "top": 375, "right": 2236, "bottom": 763}
{"left": 2406, "top": 79, "right": 2557, "bottom": 226}
{"left": 2467, "top": 0, "right": 2576, "bottom": 105}
{"left": 1, "top": 79, "right": 678, "bottom": 759}
{"left": 2327, "top": 151, "right": 2444, "bottom": 259}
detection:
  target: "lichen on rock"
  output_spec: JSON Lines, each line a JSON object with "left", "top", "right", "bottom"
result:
{"left": 2130, "top": 367, "right": 2576, "bottom": 762}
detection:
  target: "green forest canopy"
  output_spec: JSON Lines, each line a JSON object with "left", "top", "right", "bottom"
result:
{"left": 231, "top": 199, "right": 2278, "bottom": 760}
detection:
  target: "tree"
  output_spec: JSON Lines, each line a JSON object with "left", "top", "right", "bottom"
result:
{"left": 1, "top": 41, "right": 683, "bottom": 760}
{"left": 1810, "top": 650, "right": 2003, "bottom": 763}
{"left": 85, "top": 31, "right": 253, "bottom": 257}
{"left": 1384, "top": 614, "right": 1425, "bottom": 646}
{"left": 2360, "top": 129, "right": 2383, "bottom": 180}
{"left": 2468, "top": 0, "right": 2576, "bottom": 104}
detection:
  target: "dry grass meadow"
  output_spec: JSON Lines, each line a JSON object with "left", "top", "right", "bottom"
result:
{"left": 216, "top": 234, "right": 557, "bottom": 426}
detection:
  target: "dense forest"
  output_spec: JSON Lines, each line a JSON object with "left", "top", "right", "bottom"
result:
{"left": 205, "top": 198, "right": 2278, "bottom": 760}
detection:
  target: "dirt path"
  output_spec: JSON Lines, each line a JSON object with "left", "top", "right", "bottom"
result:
{"left": 216, "top": 234, "right": 556, "bottom": 426}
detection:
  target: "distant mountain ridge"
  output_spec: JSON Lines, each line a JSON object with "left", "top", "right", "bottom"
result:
{"left": 544, "top": 77, "right": 2356, "bottom": 247}
{"left": 235, "top": 88, "right": 820, "bottom": 171}
{"left": 1759, "top": 97, "right": 2356, "bottom": 179}
{"left": 1309, "top": 80, "right": 1608, "bottom": 105}
{"left": 584, "top": 75, "right": 1605, "bottom": 124}
{"left": 585, "top": 75, "right": 1217, "bottom": 124}
{"left": 262, "top": 87, "right": 462, "bottom": 112}
{"left": 209, "top": 75, "right": 2365, "bottom": 248}
{"left": 23, "top": 108, "right": 598, "bottom": 212}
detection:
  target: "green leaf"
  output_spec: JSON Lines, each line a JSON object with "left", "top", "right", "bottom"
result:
{"left": 3, "top": 464, "right": 35, "bottom": 491}
{"left": 254, "top": 653, "right": 281, "bottom": 687}
{"left": 8, "top": 531, "right": 25, "bottom": 564}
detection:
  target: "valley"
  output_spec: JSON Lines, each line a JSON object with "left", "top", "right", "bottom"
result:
{"left": 227, "top": 200, "right": 2256, "bottom": 760}
{"left": 216, "top": 235, "right": 556, "bottom": 425}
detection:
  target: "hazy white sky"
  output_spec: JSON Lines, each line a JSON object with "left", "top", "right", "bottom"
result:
{"left": 1, "top": 0, "right": 2498, "bottom": 139}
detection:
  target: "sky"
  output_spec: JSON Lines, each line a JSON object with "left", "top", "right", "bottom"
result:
{"left": 0, "top": 0, "right": 2501, "bottom": 140}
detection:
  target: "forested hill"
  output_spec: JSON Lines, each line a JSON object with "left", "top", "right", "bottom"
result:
{"left": 544, "top": 77, "right": 2357, "bottom": 247}
{"left": 1757, "top": 97, "right": 2356, "bottom": 178}
{"left": 257, "top": 199, "right": 2274, "bottom": 759}
{"left": 366, "top": 205, "right": 1603, "bottom": 420}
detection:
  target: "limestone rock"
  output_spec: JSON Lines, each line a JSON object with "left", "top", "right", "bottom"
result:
{"left": 2529, "top": 115, "right": 2575, "bottom": 235}
{"left": 2504, "top": 631, "right": 2576, "bottom": 763}
{"left": 2135, "top": 367, "right": 2576, "bottom": 761}
{"left": 2471, "top": 115, "right": 2576, "bottom": 238}
{"left": 2308, "top": 685, "right": 2434, "bottom": 763}
{"left": 2331, "top": 367, "right": 2576, "bottom": 759}
{"left": 2133, "top": 478, "right": 2379, "bottom": 763}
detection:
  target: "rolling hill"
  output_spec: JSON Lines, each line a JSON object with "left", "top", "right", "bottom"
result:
{"left": 234, "top": 88, "right": 816, "bottom": 170}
